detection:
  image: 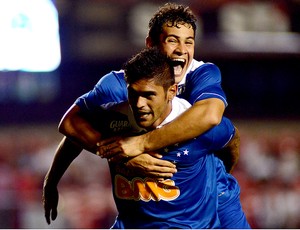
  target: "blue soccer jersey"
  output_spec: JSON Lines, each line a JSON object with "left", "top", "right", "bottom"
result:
{"left": 75, "top": 70, "right": 128, "bottom": 113}
{"left": 177, "top": 60, "right": 228, "bottom": 106}
{"left": 99, "top": 98, "right": 234, "bottom": 228}
{"left": 74, "top": 60, "right": 250, "bottom": 228}
{"left": 75, "top": 60, "right": 227, "bottom": 112}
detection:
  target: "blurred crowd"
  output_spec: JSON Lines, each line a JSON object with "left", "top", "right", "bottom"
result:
{"left": 0, "top": 124, "right": 117, "bottom": 228}
{"left": 0, "top": 121, "right": 300, "bottom": 228}
{"left": 234, "top": 122, "right": 300, "bottom": 228}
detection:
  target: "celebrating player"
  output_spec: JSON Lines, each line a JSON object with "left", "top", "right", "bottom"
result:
{"left": 44, "top": 47, "right": 249, "bottom": 228}
{"left": 44, "top": 3, "right": 250, "bottom": 228}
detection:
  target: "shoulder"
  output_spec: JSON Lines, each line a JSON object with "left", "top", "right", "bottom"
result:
{"left": 94, "top": 69, "right": 127, "bottom": 100}
{"left": 186, "top": 60, "right": 222, "bottom": 85}
{"left": 173, "top": 97, "right": 191, "bottom": 111}
{"left": 97, "top": 70, "right": 125, "bottom": 85}
{"left": 92, "top": 101, "right": 143, "bottom": 137}
{"left": 189, "top": 60, "right": 220, "bottom": 76}
{"left": 76, "top": 70, "right": 127, "bottom": 110}
{"left": 105, "top": 101, "right": 144, "bottom": 133}
{"left": 105, "top": 100, "right": 129, "bottom": 113}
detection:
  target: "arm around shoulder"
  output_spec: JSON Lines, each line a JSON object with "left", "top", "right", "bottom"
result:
{"left": 58, "top": 104, "right": 102, "bottom": 153}
{"left": 97, "top": 98, "right": 225, "bottom": 159}
{"left": 143, "top": 98, "right": 225, "bottom": 151}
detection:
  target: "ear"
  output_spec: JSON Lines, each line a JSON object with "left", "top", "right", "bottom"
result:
{"left": 167, "top": 84, "right": 178, "bottom": 101}
{"left": 145, "top": 36, "right": 153, "bottom": 48}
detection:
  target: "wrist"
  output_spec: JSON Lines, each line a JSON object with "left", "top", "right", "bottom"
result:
{"left": 141, "top": 131, "right": 151, "bottom": 152}
{"left": 44, "top": 176, "right": 58, "bottom": 188}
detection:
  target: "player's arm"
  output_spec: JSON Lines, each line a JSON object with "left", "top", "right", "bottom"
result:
{"left": 59, "top": 103, "right": 177, "bottom": 178}
{"left": 145, "top": 97, "right": 225, "bottom": 149}
{"left": 58, "top": 71, "right": 128, "bottom": 154}
{"left": 42, "top": 136, "right": 83, "bottom": 224}
{"left": 214, "top": 126, "right": 240, "bottom": 173}
{"left": 58, "top": 104, "right": 102, "bottom": 154}
{"left": 97, "top": 97, "right": 225, "bottom": 158}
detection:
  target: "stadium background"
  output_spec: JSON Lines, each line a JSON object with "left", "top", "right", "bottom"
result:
{"left": 0, "top": 0, "right": 300, "bottom": 228}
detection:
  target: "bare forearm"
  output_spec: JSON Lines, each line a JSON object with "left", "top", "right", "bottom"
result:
{"left": 45, "top": 136, "right": 83, "bottom": 186}
{"left": 58, "top": 104, "right": 102, "bottom": 153}
{"left": 143, "top": 98, "right": 225, "bottom": 151}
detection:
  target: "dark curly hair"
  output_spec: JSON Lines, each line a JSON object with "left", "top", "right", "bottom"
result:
{"left": 124, "top": 47, "right": 174, "bottom": 92}
{"left": 148, "top": 3, "right": 197, "bottom": 46}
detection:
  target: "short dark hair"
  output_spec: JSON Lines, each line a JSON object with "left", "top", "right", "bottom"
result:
{"left": 123, "top": 47, "right": 174, "bottom": 91}
{"left": 148, "top": 3, "right": 197, "bottom": 46}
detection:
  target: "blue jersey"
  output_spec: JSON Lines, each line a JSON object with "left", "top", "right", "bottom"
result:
{"left": 75, "top": 70, "right": 128, "bottom": 113}
{"left": 176, "top": 60, "right": 227, "bottom": 106}
{"left": 75, "top": 60, "right": 227, "bottom": 112}
{"left": 74, "top": 60, "right": 250, "bottom": 228}
{"left": 97, "top": 99, "right": 233, "bottom": 228}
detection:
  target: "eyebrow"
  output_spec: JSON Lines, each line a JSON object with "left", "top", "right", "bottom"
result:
{"left": 166, "top": 34, "right": 195, "bottom": 40}
{"left": 128, "top": 87, "right": 157, "bottom": 96}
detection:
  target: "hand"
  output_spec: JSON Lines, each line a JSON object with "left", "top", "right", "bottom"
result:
{"left": 96, "top": 135, "right": 145, "bottom": 159}
{"left": 123, "top": 153, "right": 177, "bottom": 179}
{"left": 42, "top": 181, "right": 59, "bottom": 225}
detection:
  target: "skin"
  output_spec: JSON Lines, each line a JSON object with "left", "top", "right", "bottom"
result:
{"left": 155, "top": 23, "right": 194, "bottom": 83}
{"left": 154, "top": 24, "right": 195, "bottom": 83}
{"left": 128, "top": 79, "right": 175, "bottom": 130}
{"left": 43, "top": 74, "right": 178, "bottom": 225}
{"left": 100, "top": 80, "right": 177, "bottom": 161}
{"left": 95, "top": 24, "right": 225, "bottom": 160}
{"left": 129, "top": 79, "right": 177, "bottom": 130}
{"left": 43, "top": 136, "right": 82, "bottom": 224}
{"left": 57, "top": 23, "right": 200, "bottom": 167}
{"left": 43, "top": 20, "right": 233, "bottom": 225}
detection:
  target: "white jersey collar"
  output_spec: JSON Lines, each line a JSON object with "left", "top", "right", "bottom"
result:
{"left": 156, "top": 97, "right": 191, "bottom": 129}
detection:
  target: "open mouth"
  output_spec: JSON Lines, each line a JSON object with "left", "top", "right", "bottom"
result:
{"left": 136, "top": 111, "right": 151, "bottom": 120}
{"left": 171, "top": 59, "right": 186, "bottom": 76}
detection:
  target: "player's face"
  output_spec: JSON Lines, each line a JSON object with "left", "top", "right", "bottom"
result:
{"left": 158, "top": 23, "right": 195, "bottom": 83}
{"left": 128, "top": 79, "right": 175, "bottom": 130}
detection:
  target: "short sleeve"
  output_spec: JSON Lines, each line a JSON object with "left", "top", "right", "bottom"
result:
{"left": 75, "top": 70, "right": 128, "bottom": 114}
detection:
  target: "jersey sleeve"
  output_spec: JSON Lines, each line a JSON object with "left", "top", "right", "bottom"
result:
{"left": 208, "top": 117, "right": 235, "bottom": 150}
{"left": 184, "top": 63, "right": 228, "bottom": 106}
{"left": 75, "top": 70, "right": 128, "bottom": 114}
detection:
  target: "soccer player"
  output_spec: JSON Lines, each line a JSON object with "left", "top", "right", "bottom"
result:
{"left": 59, "top": 3, "right": 232, "bottom": 173}
{"left": 47, "top": 3, "right": 249, "bottom": 228}
{"left": 44, "top": 47, "right": 247, "bottom": 228}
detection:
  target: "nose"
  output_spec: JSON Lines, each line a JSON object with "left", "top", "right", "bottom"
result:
{"left": 136, "top": 96, "right": 146, "bottom": 108}
{"left": 175, "top": 42, "right": 187, "bottom": 55}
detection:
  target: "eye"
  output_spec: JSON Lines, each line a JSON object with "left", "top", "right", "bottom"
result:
{"left": 128, "top": 88, "right": 138, "bottom": 99}
{"left": 144, "top": 92, "right": 156, "bottom": 99}
{"left": 166, "top": 37, "right": 177, "bottom": 43}
{"left": 185, "top": 39, "right": 194, "bottom": 45}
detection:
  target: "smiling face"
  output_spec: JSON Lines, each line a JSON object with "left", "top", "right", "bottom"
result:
{"left": 148, "top": 23, "right": 195, "bottom": 83}
{"left": 123, "top": 47, "right": 177, "bottom": 130}
{"left": 128, "top": 78, "right": 176, "bottom": 130}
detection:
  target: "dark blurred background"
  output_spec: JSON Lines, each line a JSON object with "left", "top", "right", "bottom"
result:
{"left": 1, "top": 0, "right": 300, "bottom": 228}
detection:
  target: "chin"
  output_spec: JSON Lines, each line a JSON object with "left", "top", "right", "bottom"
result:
{"left": 175, "top": 75, "right": 184, "bottom": 84}
{"left": 137, "top": 121, "right": 150, "bottom": 129}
